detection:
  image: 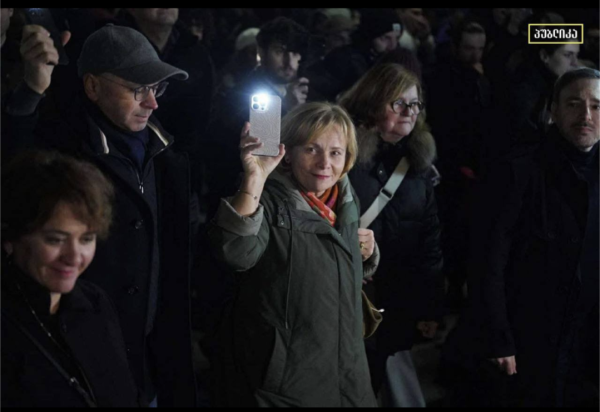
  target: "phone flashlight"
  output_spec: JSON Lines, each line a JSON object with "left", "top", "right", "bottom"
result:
{"left": 251, "top": 94, "right": 270, "bottom": 111}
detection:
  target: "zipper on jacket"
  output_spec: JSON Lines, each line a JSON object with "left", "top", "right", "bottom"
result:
{"left": 284, "top": 199, "right": 293, "bottom": 330}
{"left": 103, "top": 123, "right": 172, "bottom": 195}
{"left": 136, "top": 169, "right": 144, "bottom": 194}
{"left": 137, "top": 142, "right": 170, "bottom": 194}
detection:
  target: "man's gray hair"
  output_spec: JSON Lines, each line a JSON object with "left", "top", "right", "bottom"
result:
{"left": 553, "top": 67, "right": 600, "bottom": 103}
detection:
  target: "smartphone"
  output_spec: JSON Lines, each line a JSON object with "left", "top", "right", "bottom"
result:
{"left": 23, "top": 8, "right": 69, "bottom": 65}
{"left": 249, "top": 93, "right": 282, "bottom": 157}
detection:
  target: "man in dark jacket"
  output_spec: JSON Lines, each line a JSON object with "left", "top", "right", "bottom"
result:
{"left": 120, "top": 9, "right": 215, "bottom": 156}
{"left": 3, "top": 24, "right": 200, "bottom": 407}
{"left": 451, "top": 68, "right": 599, "bottom": 407}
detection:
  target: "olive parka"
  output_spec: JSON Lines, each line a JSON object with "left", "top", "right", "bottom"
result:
{"left": 208, "top": 170, "right": 379, "bottom": 407}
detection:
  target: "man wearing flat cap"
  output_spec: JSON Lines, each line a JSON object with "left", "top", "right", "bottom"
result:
{"left": 3, "top": 24, "right": 201, "bottom": 407}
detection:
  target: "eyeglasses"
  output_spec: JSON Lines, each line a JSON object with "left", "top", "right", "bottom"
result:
{"left": 100, "top": 76, "right": 169, "bottom": 101}
{"left": 390, "top": 99, "right": 424, "bottom": 115}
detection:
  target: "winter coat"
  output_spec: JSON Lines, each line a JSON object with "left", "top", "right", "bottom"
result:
{"left": 449, "top": 128, "right": 599, "bottom": 406}
{"left": 506, "top": 58, "right": 556, "bottom": 145}
{"left": 1, "top": 267, "right": 141, "bottom": 407}
{"left": 349, "top": 127, "right": 444, "bottom": 354}
{"left": 208, "top": 171, "right": 379, "bottom": 407}
{"left": 426, "top": 58, "right": 494, "bottom": 179}
{"left": 2, "top": 97, "right": 199, "bottom": 406}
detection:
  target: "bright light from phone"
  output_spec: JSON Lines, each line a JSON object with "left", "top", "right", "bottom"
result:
{"left": 251, "top": 93, "right": 270, "bottom": 111}
{"left": 254, "top": 94, "right": 269, "bottom": 105}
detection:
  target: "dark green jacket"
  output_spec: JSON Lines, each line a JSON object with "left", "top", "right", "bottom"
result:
{"left": 208, "top": 171, "right": 379, "bottom": 407}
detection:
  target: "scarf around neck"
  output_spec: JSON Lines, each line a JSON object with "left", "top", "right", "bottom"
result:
{"left": 300, "top": 184, "right": 339, "bottom": 226}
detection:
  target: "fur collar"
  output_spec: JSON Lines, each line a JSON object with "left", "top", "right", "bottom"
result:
{"left": 355, "top": 127, "right": 437, "bottom": 172}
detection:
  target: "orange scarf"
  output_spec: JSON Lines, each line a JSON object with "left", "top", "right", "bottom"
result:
{"left": 300, "top": 184, "right": 339, "bottom": 226}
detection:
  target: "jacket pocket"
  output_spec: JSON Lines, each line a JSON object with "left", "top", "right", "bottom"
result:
{"left": 261, "top": 327, "right": 288, "bottom": 393}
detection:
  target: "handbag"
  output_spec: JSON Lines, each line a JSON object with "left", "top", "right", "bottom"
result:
{"left": 362, "top": 290, "right": 383, "bottom": 339}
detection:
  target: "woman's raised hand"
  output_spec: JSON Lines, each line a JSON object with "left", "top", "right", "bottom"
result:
{"left": 239, "top": 122, "right": 285, "bottom": 182}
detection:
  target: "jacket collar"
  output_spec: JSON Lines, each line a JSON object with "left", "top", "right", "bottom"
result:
{"left": 269, "top": 169, "right": 354, "bottom": 212}
{"left": 2, "top": 264, "right": 94, "bottom": 318}
{"left": 85, "top": 111, "right": 173, "bottom": 158}
{"left": 540, "top": 126, "right": 590, "bottom": 176}
{"left": 355, "top": 126, "right": 437, "bottom": 171}
{"left": 268, "top": 171, "right": 358, "bottom": 256}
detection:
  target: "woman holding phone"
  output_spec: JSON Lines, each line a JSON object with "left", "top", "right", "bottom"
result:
{"left": 208, "top": 102, "right": 379, "bottom": 407}
{"left": 1, "top": 151, "right": 142, "bottom": 407}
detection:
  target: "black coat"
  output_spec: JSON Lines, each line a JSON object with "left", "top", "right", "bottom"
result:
{"left": 452, "top": 129, "right": 599, "bottom": 406}
{"left": 349, "top": 128, "right": 444, "bottom": 354}
{"left": 426, "top": 59, "right": 496, "bottom": 179}
{"left": 505, "top": 58, "right": 556, "bottom": 145}
{"left": 312, "top": 45, "right": 373, "bottom": 102}
{"left": 1, "top": 268, "right": 141, "bottom": 407}
{"left": 3, "top": 99, "right": 199, "bottom": 406}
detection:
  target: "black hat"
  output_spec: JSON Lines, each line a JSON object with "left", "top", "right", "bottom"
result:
{"left": 77, "top": 24, "right": 188, "bottom": 84}
{"left": 356, "top": 8, "right": 402, "bottom": 42}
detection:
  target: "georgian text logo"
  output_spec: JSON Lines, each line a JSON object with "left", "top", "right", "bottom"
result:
{"left": 528, "top": 24, "right": 584, "bottom": 44}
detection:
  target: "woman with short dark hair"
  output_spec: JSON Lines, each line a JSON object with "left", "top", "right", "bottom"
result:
{"left": 1, "top": 150, "right": 142, "bottom": 407}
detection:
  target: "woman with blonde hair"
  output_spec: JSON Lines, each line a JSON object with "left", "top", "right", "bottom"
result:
{"left": 340, "top": 63, "right": 444, "bottom": 407}
{"left": 208, "top": 102, "right": 379, "bottom": 407}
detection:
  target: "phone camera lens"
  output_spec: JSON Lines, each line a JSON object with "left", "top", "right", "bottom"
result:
{"left": 252, "top": 103, "right": 260, "bottom": 110}
{"left": 252, "top": 96, "right": 259, "bottom": 102}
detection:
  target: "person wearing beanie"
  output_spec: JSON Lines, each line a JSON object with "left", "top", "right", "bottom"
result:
{"left": 4, "top": 23, "right": 202, "bottom": 407}
{"left": 353, "top": 8, "right": 403, "bottom": 56}
{"left": 320, "top": 15, "right": 356, "bottom": 55}
{"left": 305, "top": 8, "right": 403, "bottom": 102}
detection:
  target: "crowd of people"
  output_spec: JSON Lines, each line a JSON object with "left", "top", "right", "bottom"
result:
{"left": 1, "top": 7, "right": 598, "bottom": 408}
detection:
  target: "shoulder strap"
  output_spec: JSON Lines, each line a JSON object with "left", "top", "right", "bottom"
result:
{"left": 1, "top": 309, "right": 98, "bottom": 408}
{"left": 359, "top": 157, "right": 410, "bottom": 229}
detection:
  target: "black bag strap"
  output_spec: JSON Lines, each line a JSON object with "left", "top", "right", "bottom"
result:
{"left": 2, "top": 309, "right": 98, "bottom": 408}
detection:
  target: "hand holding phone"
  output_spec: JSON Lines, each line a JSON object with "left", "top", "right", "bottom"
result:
{"left": 23, "top": 8, "right": 69, "bottom": 65}
{"left": 249, "top": 93, "right": 282, "bottom": 157}
{"left": 239, "top": 122, "right": 285, "bottom": 180}
{"left": 20, "top": 24, "right": 70, "bottom": 95}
